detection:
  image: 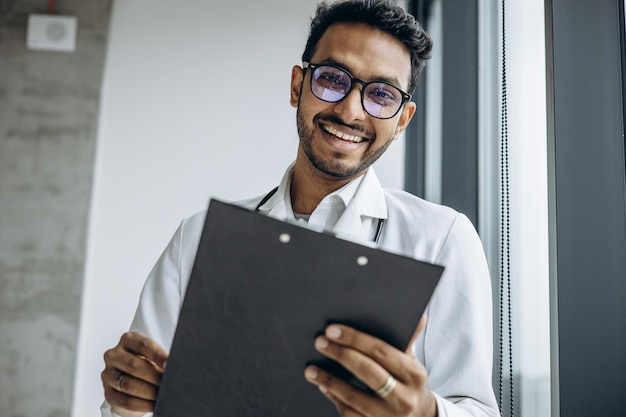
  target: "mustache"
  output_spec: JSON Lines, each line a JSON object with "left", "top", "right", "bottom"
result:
{"left": 313, "top": 114, "right": 375, "bottom": 140}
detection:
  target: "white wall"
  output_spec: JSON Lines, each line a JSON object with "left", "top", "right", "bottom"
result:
{"left": 72, "top": 1, "right": 406, "bottom": 415}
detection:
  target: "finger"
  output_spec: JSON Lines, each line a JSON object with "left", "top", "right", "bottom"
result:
{"left": 314, "top": 334, "right": 390, "bottom": 393}
{"left": 120, "top": 332, "right": 169, "bottom": 369}
{"left": 323, "top": 324, "right": 427, "bottom": 385}
{"left": 104, "top": 346, "right": 164, "bottom": 387}
{"left": 103, "top": 332, "right": 168, "bottom": 387}
{"left": 305, "top": 365, "right": 386, "bottom": 416}
{"left": 104, "top": 385, "right": 156, "bottom": 413}
{"left": 405, "top": 314, "right": 428, "bottom": 356}
{"left": 101, "top": 368, "right": 159, "bottom": 401}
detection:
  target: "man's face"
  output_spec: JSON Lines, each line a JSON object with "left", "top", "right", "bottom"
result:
{"left": 290, "top": 22, "right": 416, "bottom": 181}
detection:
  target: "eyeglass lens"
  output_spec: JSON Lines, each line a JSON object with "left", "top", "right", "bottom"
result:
{"left": 310, "top": 65, "right": 404, "bottom": 119}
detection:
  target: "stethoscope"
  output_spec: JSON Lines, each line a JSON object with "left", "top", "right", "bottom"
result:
{"left": 255, "top": 187, "right": 385, "bottom": 244}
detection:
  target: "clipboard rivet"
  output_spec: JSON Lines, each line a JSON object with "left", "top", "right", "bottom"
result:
{"left": 279, "top": 233, "right": 291, "bottom": 243}
{"left": 357, "top": 256, "right": 368, "bottom": 266}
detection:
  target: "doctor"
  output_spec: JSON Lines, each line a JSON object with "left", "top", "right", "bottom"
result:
{"left": 100, "top": 1, "right": 500, "bottom": 416}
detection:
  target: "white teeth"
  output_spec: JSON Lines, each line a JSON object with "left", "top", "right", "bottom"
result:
{"left": 322, "top": 124, "right": 364, "bottom": 143}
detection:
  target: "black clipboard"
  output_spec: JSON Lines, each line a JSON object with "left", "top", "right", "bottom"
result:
{"left": 154, "top": 199, "right": 444, "bottom": 416}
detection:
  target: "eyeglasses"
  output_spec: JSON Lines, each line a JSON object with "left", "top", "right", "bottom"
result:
{"left": 303, "top": 62, "right": 411, "bottom": 119}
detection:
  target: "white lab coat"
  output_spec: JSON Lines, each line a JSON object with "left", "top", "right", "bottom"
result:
{"left": 101, "top": 165, "right": 500, "bottom": 417}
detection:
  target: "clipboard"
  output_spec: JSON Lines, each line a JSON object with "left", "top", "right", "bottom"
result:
{"left": 154, "top": 199, "right": 444, "bottom": 416}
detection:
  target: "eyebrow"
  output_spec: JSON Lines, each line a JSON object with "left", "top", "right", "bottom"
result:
{"left": 317, "top": 57, "right": 405, "bottom": 90}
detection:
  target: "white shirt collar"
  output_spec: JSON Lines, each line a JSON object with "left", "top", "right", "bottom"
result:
{"left": 257, "top": 162, "right": 388, "bottom": 240}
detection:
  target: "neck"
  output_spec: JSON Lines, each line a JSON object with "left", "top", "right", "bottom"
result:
{"left": 290, "top": 149, "right": 362, "bottom": 215}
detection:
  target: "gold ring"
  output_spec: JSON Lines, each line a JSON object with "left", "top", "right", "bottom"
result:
{"left": 375, "top": 375, "right": 397, "bottom": 398}
{"left": 114, "top": 373, "right": 125, "bottom": 393}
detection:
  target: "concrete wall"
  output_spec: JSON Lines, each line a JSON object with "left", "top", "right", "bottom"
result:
{"left": 0, "top": 1, "right": 111, "bottom": 416}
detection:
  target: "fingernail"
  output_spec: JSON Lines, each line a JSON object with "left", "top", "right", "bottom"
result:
{"left": 305, "top": 367, "right": 318, "bottom": 380}
{"left": 326, "top": 326, "right": 342, "bottom": 339}
{"left": 316, "top": 336, "right": 329, "bottom": 349}
{"left": 163, "top": 360, "right": 167, "bottom": 370}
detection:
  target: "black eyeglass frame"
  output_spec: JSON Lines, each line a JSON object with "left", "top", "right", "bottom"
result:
{"left": 302, "top": 62, "right": 412, "bottom": 120}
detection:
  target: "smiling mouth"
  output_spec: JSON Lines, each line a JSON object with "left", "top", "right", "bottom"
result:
{"left": 320, "top": 123, "right": 368, "bottom": 143}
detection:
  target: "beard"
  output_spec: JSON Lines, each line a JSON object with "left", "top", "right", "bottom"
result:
{"left": 296, "top": 109, "right": 393, "bottom": 180}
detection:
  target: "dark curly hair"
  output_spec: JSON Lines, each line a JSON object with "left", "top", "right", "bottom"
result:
{"left": 302, "top": 0, "right": 433, "bottom": 94}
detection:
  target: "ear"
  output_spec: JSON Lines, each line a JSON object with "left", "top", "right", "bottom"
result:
{"left": 392, "top": 101, "right": 416, "bottom": 140}
{"left": 290, "top": 65, "right": 304, "bottom": 108}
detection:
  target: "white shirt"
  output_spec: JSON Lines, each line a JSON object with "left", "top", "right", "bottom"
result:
{"left": 101, "top": 165, "right": 500, "bottom": 417}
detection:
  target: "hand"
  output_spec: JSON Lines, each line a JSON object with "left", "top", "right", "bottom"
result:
{"left": 101, "top": 332, "right": 169, "bottom": 416}
{"left": 304, "top": 316, "right": 437, "bottom": 417}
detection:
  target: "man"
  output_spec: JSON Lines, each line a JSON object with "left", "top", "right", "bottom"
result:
{"left": 101, "top": 1, "right": 500, "bottom": 416}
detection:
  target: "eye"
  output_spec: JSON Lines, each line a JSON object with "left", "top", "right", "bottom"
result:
{"left": 315, "top": 68, "right": 349, "bottom": 90}
{"left": 366, "top": 84, "right": 400, "bottom": 106}
{"left": 322, "top": 73, "right": 344, "bottom": 85}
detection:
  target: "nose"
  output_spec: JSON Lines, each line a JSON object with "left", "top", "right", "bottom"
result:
{"left": 332, "top": 83, "right": 366, "bottom": 122}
